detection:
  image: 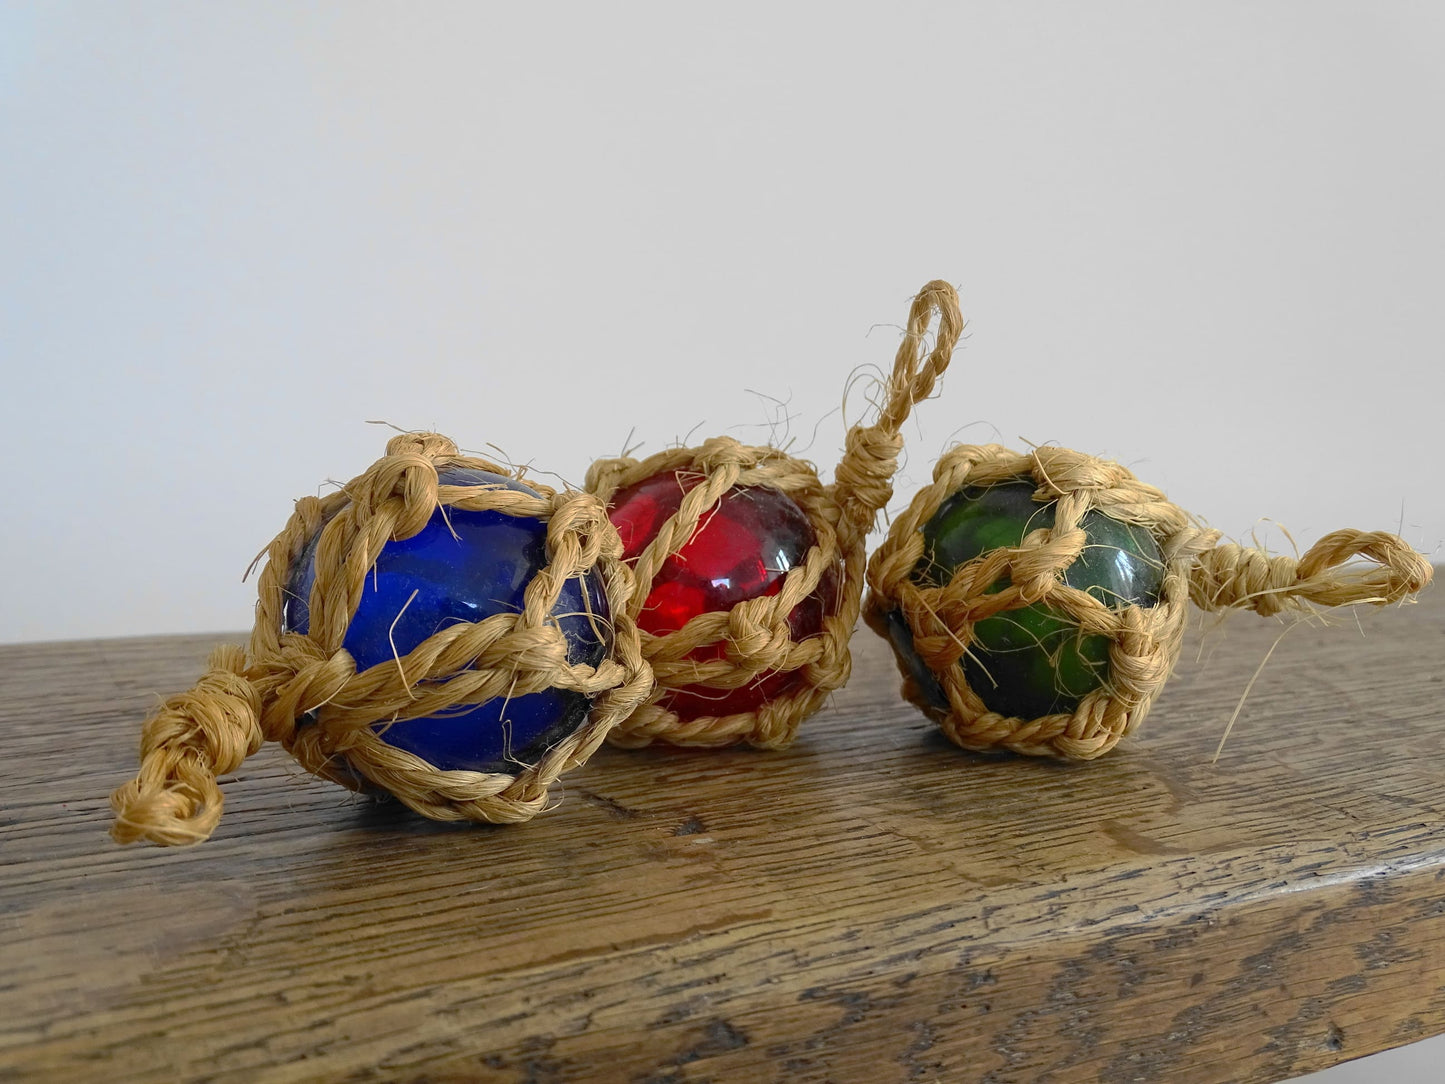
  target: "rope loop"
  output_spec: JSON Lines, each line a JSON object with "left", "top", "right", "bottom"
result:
{"left": 1191, "top": 529, "right": 1432, "bottom": 616}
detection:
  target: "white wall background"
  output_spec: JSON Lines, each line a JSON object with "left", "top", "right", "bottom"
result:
{"left": 2, "top": 3, "right": 1441, "bottom": 1078}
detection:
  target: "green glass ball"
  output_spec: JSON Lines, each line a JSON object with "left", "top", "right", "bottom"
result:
{"left": 894, "top": 480, "right": 1164, "bottom": 719}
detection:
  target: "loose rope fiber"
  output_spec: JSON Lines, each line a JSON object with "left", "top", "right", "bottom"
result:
{"left": 586, "top": 280, "right": 965, "bottom": 749}
{"left": 112, "top": 433, "right": 653, "bottom": 846}
{"left": 865, "top": 443, "right": 1433, "bottom": 760}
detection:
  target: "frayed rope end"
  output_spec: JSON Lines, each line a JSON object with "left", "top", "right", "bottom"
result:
{"left": 109, "top": 644, "right": 265, "bottom": 847}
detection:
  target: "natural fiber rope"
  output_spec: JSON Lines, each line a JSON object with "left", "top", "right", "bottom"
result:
{"left": 111, "top": 432, "right": 653, "bottom": 846}
{"left": 865, "top": 443, "right": 1433, "bottom": 760}
{"left": 586, "top": 280, "right": 964, "bottom": 749}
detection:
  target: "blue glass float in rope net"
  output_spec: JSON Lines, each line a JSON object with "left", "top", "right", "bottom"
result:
{"left": 110, "top": 433, "right": 651, "bottom": 847}
{"left": 283, "top": 468, "right": 612, "bottom": 773}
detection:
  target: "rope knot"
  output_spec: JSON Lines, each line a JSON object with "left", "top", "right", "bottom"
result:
{"left": 385, "top": 432, "right": 459, "bottom": 460}
{"left": 345, "top": 454, "right": 439, "bottom": 540}
{"left": 1032, "top": 446, "right": 1129, "bottom": 496}
{"left": 695, "top": 435, "right": 751, "bottom": 474}
{"left": 832, "top": 424, "right": 904, "bottom": 531}
{"left": 1010, "top": 529, "right": 1083, "bottom": 600}
{"left": 725, "top": 595, "right": 793, "bottom": 660}
{"left": 256, "top": 636, "right": 359, "bottom": 745}
{"left": 109, "top": 644, "right": 263, "bottom": 846}
{"left": 546, "top": 490, "right": 618, "bottom": 572}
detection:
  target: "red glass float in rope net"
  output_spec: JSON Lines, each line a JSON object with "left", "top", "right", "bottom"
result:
{"left": 609, "top": 472, "right": 839, "bottom": 717}
{"left": 586, "top": 279, "right": 964, "bottom": 748}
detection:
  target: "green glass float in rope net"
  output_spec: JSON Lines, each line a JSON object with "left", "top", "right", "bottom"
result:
{"left": 911, "top": 480, "right": 1164, "bottom": 720}
{"left": 866, "top": 443, "right": 1432, "bottom": 761}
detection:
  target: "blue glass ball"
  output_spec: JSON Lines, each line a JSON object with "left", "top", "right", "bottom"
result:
{"left": 283, "top": 468, "right": 612, "bottom": 773}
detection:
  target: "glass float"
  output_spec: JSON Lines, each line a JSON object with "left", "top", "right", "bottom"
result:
{"left": 901, "top": 479, "right": 1163, "bottom": 720}
{"left": 607, "top": 471, "right": 836, "bottom": 718}
{"left": 866, "top": 443, "right": 1431, "bottom": 759}
{"left": 111, "top": 433, "right": 650, "bottom": 846}
{"left": 583, "top": 279, "right": 966, "bottom": 749}
{"left": 284, "top": 468, "right": 612, "bottom": 773}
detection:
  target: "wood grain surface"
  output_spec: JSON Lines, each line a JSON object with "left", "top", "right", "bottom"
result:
{"left": 3, "top": 585, "right": 1444, "bottom": 1083}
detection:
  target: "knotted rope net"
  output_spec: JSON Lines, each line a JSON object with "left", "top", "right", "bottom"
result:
{"left": 586, "top": 280, "right": 965, "bottom": 749}
{"left": 111, "top": 432, "right": 652, "bottom": 846}
{"left": 865, "top": 443, "right": 1433, "bottom": 760}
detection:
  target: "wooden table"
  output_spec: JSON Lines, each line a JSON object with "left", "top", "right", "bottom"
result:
{"left": 4, "top": 585, "right": 1444, "bottom": 1083}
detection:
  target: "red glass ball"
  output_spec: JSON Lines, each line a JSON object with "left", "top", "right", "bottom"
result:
{"left": 608, "top": 471, "right": 838, "bottom": 717}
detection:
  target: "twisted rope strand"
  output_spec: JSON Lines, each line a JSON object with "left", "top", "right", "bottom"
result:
{"left": 832, "top": 280, "right": 964, "bottom": 556}
{"left": 1189, "top": 529, "right": 1432, "bottom": 616}
{"left": 110, "top": 645, "right": 262, "bottom": 845}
